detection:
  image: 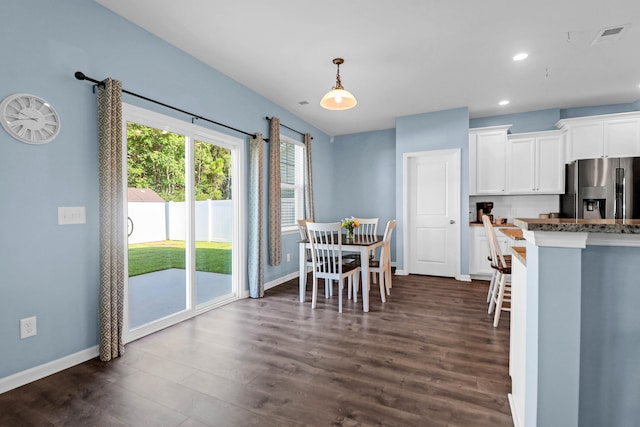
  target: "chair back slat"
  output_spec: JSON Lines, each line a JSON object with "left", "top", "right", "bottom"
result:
{"left": 353, "top": 217, "right": 378, "bottom": 237}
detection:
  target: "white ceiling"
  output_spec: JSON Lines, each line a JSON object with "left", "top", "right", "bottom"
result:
{"left": 96, "top": 0, "right": 640, "bottom": 136}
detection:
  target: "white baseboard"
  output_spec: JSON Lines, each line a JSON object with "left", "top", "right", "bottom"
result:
{"left": 265, "top": 270, "right": 300, "bottom": 291}
{"left": 0, "top": 346, "right": 99, "bottom": 395}
{"left": 456, "top": 274, "right": 472, "bottom": 282}
{"left": 508, "top": 393, "right": 521, "bottom": 427}
{"left": 394, "top": 269, "right": 408, "bottom": 275}
{"left": 242, "top": 269, "right": 303, "bottom": 299}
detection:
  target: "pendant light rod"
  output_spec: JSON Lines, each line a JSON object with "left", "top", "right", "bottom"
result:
{"left": 333, "top": 58, "right": 344, "bottom": 90}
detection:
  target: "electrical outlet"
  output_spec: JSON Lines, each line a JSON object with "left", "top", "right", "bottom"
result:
{"left": 20, "top": 316, "right": 37, "bottom": 339}
{"left": 286, "top": 253, "right": 291, "bottom": 262}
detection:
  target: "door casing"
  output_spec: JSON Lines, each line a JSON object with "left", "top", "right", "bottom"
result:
{"left": 401, "top": 148, "right": 460, "bottom": 278}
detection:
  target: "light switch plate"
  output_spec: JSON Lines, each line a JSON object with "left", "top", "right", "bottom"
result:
{"left": 58, "top": 206, "right": 86, "bottom": 225}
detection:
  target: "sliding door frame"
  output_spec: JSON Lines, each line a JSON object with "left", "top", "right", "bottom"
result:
{"left": 122, "top": 103, "right": 245, "bottom": 344}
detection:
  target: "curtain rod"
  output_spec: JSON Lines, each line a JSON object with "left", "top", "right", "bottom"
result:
{"left": 74, "top": 71, "right": 263, "bottom": 141}
{"left": 265, "top": 116, "right": 313, "bottom": 140}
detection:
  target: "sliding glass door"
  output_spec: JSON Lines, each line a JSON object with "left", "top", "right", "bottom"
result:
{"left": 127, "top": 124, "right": 187, "bottom": 328}
{"left": 123, "top": 104, "right": 243, "bottom": 341}
{"left": 193, "top": 140, "right": 233, "bottom": 307}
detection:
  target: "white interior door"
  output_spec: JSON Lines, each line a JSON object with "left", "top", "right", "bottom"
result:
{"left": 405, "top": 149, "right": 460, "bottom": 277}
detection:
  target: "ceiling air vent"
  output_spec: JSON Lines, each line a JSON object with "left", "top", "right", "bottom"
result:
{"left": 591, "top": 25, "right": 627, "bottom": 45}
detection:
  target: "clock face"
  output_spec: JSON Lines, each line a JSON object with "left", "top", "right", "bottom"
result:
{"left": 0, "top": 93, "right": 61, "bottom": 144}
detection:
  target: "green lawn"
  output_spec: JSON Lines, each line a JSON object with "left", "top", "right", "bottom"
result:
{"left": 128, "top": 240, "right": 232, "bottom": 277}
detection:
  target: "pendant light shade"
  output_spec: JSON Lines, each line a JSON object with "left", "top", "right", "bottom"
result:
{"left": 320, "top": 58, "right": 357, "bottom": 110}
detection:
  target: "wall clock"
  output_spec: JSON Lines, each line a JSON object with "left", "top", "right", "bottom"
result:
{"left": 0, "top": 93, "right": 61, "bottom": 144}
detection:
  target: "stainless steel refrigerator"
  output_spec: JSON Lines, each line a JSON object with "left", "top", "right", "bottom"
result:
{"left": 560, "top": 157, "right": 640, "bottom": 219}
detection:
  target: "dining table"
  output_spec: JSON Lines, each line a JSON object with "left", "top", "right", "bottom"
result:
{"left": 299, "top": 233, "right": 384, "bottom": 313}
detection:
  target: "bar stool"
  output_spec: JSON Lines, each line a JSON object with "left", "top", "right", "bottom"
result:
{"left": 482, "top": 215, "right": 512, "bottom": 327}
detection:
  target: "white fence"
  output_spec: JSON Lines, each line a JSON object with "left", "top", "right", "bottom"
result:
{"left": 128, "top": 200, "right": 232, "bottom": 244}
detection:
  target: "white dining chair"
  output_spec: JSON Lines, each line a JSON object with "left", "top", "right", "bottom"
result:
{"left": 298, "top": 217, "right": 335, "bottom": 298}
{"left": 306, "top": 222, "right": 361, "bottom": 313}
{"left": 349, "top": 220, "right": 395, "bottom": 304}
{"left": 343, "top": 217, "right": 379, "bottom": 264}
{"left": 369, "top": 219, "right": 396, "bottom": 302}
{"left": 483, "top": 215, "right": 512, "bottom": 327}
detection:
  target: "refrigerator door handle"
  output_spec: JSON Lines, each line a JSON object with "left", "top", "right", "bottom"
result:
{"left": 615, "top": 167, "right": 624, "bottom": 220}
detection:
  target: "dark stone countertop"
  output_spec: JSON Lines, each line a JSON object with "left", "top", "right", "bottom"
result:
{"left": 513, "top": 218, "right": 640, "bottom": 234}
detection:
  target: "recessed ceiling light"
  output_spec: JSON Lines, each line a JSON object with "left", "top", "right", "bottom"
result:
{"left": 513, "top": 53, "right": 529, "bottom": 61}
{"left": 499, "top": 100, "right": 510, "bottom": 106}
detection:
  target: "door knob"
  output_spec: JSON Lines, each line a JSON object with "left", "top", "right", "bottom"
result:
{"left": 450, "top": 220, "right": 455, "bottom": 224}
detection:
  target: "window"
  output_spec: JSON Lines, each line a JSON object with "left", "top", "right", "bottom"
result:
{"left": 280, "top": 136, "right": 305, "bottom": 232}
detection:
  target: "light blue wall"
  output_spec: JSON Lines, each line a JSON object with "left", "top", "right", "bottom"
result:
{"left": 0, "top": 0, "right": 331, "bottom": 379}
{"left": 537, "top": 247, "right": 582, "bottom": 427}
{"left": 560, "top": 101, "right": 640, "bottom": 119}
{"left": 331, "top": 129, "right": 397, "bottom": 258}
{"left": 395, "top": 107, "right": 470, "bottom": 274}
{"left": 580, "top": 246, "right": 640, "bottom": 426}
{"left": 470, "top": 101, "right": 640, "bottom": 134}
{"left": 470, "top": 108, "right": 561, "bottom": 133}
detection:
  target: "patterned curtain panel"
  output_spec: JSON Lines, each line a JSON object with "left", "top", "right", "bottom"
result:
{"left": 304, "top": 133, "right": 315, "bottom": 220}
{"left": 97, "top": 78, "right": 125, "bottom": 361}
{"left": 268, "top": 117, "right": 282, "bottom": 265}
{"left": 248, "top": 134, "right": 264, "bottom": 298}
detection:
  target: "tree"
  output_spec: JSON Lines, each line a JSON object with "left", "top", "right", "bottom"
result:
{"left": 127, "top": 123, "right": 232, "bottom": 202}
{"left": 194, "top": 141, "right": 232, "bottom": 200}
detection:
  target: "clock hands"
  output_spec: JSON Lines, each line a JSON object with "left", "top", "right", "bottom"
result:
{"left": 7, "top": 112, "right": 39, "bottom": 121}
{"left": 19, "top": 112, "right": 40, "bottom": 121}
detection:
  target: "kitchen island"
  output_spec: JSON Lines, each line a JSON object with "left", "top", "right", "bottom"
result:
{"left": 508, "top": 218, "right": 640, "bottom": 427}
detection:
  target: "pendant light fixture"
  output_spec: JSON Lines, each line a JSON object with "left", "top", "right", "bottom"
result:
{"left": 320, "top": 58, "right": 357, "bottom": 110}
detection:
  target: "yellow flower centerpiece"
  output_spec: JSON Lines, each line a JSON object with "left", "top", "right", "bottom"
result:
{"left": 341, "top": 217, "right": 359, "bottom": 241}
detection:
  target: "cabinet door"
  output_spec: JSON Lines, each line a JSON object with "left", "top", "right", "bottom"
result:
{"left": 535, "top": 134, "right": 565, "bottom": 193}
{"left": 567, "top": 121, "right": 603, "bottom": 160}
{"left": 475, "top": 132, "right": 507, "bottom": 194}
{"left": 470, "top": 227, "right": 509, "bottom": 276}
{"left": 507, "top": 137, "right": 535, "bottom": 193}
{"left": 470, "top": 227, "right": 491, "bottom": 275}
{"left": 604, "top": 117, "right": 640, "bottom": 157}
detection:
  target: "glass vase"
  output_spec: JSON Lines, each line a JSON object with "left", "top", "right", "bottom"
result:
{"left": 346, "top": 228, "right": 354, "bottom": 242}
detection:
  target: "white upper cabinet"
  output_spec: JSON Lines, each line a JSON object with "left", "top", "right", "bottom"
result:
{"left": 558, "top": 112, "right": 640, "bottom": 161}
{"left": 506, "top": 131, "right": 565, "bottom": 194}
{"left": 505, "top": 136, "right": 535, "bottom": 194}
{"left": 469, "top": 125, "right": 511, "bottom": 195}
{"left": 604, "top": 117, "right": 640, "bottom": 157}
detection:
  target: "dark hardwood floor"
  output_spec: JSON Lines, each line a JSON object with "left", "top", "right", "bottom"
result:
{"left": 0, "top": 274, "right": 512, "bottom": 427}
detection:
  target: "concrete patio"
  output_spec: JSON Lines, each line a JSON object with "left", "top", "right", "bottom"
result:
{"left": 128, "top": 268, "right": 233, "bottom": 328}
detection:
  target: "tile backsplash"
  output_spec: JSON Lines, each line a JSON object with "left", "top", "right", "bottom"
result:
{"left": 470, "top": 195, "right": 560, "bottom": 223}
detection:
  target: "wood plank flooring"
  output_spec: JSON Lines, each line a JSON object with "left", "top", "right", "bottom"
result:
{"left": 0, "top": 274, "right": 512, "bottom": 426}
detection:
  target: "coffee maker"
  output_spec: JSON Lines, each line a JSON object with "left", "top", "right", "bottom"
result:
{"left": 476, "top": 202, "right": 494, "bottom": 223}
